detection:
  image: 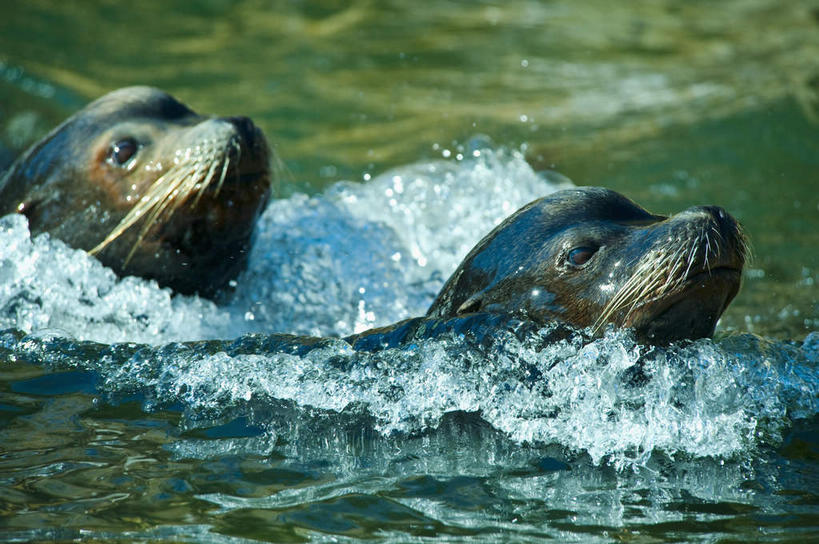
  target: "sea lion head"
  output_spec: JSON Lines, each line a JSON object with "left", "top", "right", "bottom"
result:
{"left": 427, "top": 187, "right": 748, "bottom": 344}
{"left": 0, "top": 86, "right": 272, "bottom": 297}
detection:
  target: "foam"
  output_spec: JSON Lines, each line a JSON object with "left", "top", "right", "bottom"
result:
{"left": 2, "top": 148, "right": 816, "bottom": 468}
{"left": 0, "top": 148, "right": 558, "bottom": 342}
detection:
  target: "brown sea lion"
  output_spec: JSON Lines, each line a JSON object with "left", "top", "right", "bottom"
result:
{"left": 0, "top": 86, "right": 272, "bottom": 298}
{"left": 421, "top": 187, "right": 747, "bottom": 345}
{"left": 3, "top": 188, "right": 748, "bottom": 368}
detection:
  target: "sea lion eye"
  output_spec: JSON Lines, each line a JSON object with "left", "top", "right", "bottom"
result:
{"left": 568, "top": 246, "right": 597, "bottom": 266}
{"left": 107, "top": 138, "right": 138, "bottom": 166}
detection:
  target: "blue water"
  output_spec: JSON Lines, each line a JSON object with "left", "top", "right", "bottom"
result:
{"left": 1, "top": 1, "right": 818, "bottom": 541}
{"left": 2, "top": 152, "right": 818, "bottom": 541}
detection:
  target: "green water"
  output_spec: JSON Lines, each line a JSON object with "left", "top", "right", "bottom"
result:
{"left": 1, "top": 1, "right": 818, "bottom": 542}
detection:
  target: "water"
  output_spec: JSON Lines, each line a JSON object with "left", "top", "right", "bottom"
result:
{"left": 2, "top": 150, "right": 817, "bottom": 542}
{"left": 1, "top": 1, "right": 818, "bottom": 542}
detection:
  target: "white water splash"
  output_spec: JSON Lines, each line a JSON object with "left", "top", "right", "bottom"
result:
{"left": 232, "top": 148, "right": 563, "bottom": 336}
{"left": 0, "top": 148, "right": 558, "bottom": 342}
{"left": 0, "top": 213, "right": 233, "bottom": 344}
{"left": 88, "top": 324, "right": 818, "bottom": 470}
{"left": 2, "top": 148, "right": 816, "bottom": 468}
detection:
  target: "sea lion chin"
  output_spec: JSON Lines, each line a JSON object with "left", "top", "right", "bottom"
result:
{"left": 0, "top": 86, "right": 272, "bottom": 298}
{"left": 427, "top": 187, "right": 748, "bottom": 344}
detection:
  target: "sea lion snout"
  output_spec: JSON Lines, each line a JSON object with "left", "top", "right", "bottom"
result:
{"left": 219, "top": 116, "right": 272, "bottom": 180}
{"left": 679, "top": 204, "right": 739, "bottom": 233}
{"left": 220, "top": 116, "right": 262, "bottom": 148}
{"left": 614, "top": 203, "right": 747, "bottom": 343}
{"left": 657, "top": 204, "right": 747, "bottom": 272}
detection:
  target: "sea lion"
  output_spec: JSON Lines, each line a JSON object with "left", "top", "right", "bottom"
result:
{"left": 3, "top": 188, "right": 748, "bottom": 374}
{"left": 0, "top": 86, "right": 272, "bottom": 298}
{"left": 423, "top": 187, "right": 747, "bottom": 344}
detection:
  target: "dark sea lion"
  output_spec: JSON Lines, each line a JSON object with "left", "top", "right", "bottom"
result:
{"left": 4, "top": 188, "right": 748, "bottom": 376}
{"left": 423, "top": 187, "right": 747, "bottom": 345}
{"left": 0, "top": 86, "right": 272, "bottom": 297}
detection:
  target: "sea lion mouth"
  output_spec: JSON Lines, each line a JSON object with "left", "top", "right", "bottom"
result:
{"left": 154, "top": 165, "right": 271, "bottom": 260}
{"left": 108, "top": 159, "right": 270, "bottom": 296}
{"left": 623, "top": 266, "right": 742, "bottom": 343}
{"left": 234, "top": 171, "right": 269, "bottom": 186}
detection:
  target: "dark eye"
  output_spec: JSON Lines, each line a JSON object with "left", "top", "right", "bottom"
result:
{"left": 568, "top": 246, "right": 598, "bottom": 266}
{"left": 107, "top": 138, "right": 138, "bottom": 166}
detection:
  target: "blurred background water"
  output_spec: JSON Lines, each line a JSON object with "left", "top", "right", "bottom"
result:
{"left": 1, "top": 1, "right": 818, "bottom": 542}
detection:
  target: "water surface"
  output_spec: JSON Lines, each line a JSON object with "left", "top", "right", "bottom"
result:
{"left": 1, "top": 1, "right": 818, "bottom": 542}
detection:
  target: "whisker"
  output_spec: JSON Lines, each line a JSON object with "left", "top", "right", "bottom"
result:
{"left": 90, "top": 135, "right": 236, "bottom": 264}
{"left": 214, "top": 153, "right": 231, "bottom": 197}
{"left": 704, "top": 232, "right": 712, "bottom": 274}
{"left": 593, "top": 238, "right": 701, "bottom": 334}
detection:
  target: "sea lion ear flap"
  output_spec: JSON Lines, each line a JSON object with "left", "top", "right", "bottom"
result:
{"left": 456, "top": 292, "right": 484, "bottom": 315}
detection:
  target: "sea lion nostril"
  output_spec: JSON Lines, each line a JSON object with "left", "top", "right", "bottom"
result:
{"left": 221, "top": 116, "right": 256, "bottom": 145}
{"left": 681, "top": 205, "right": 720, "bottom": 218}
{"left": 679, "top": 205, "right": 740, "bottom": 237}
